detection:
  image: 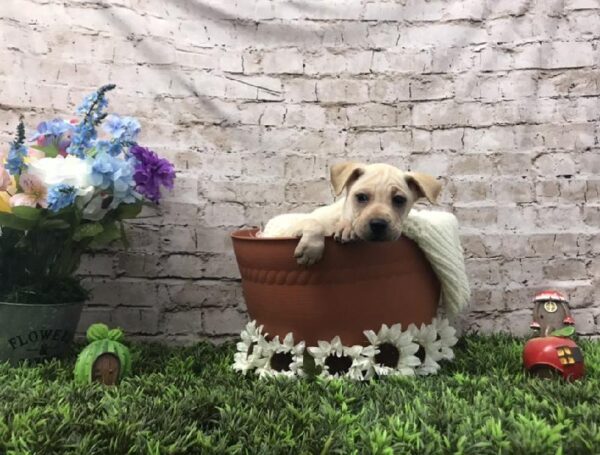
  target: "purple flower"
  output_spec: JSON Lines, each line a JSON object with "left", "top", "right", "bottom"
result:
{"left": 130, "top": 145, "right": 175, "bottom": 203}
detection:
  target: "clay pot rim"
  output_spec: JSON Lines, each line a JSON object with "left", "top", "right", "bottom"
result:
{"left": 231, "top": 228, "right": 410, "bottom": 243}
{"left": 231, "top": 228, "right": 306, "bottom": 242}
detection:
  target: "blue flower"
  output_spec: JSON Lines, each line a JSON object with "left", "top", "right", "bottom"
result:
{"left": 47, "top": 184, "right": 77, "bottom": 212}
{"left": 5, "top": 143, "right": 28, "bottom": 175}
{"left": 29, "top": 119, "right": 74, "bottom": 153}
{"left": 76, "top": 92, "right": 109, "bottom": 121}
{"left": 95, "top": 140, "right": 123, "bottom": 157}
{"left": 90, "top": 153, "right": 139, "bottom": 208}
{"left": 30, "top": 119, "right": 72, "bottom": 142}
{"left": 67, "top": 122, "right": 97, "bottom": 158}
{"left": 103, "top": 115, "right": 141, "bottom": 142}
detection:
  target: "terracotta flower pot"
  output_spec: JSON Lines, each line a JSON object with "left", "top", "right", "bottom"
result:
{"left": 231, "top": 229, "right": 441, "bottom": 346}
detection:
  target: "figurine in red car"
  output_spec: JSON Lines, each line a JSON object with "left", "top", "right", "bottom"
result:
{"left": 523, "top": 290, "right": 584, "bottom": 381}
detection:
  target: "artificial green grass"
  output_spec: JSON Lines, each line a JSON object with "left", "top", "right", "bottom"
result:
{"left": 1, "top": 335, "right": 599, "bottom": 455}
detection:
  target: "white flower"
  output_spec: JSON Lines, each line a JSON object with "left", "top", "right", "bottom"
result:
{"left": 27, "top": 155, "right": 94, "bottom": 196}
{"left": 433, "top": 317, "right": 458, "bottom": 361}
{"left": 80, "top": 194, "right": 109, "bottom": 221}
{"left": 254, "top": 337, "right": 283, "bottom": 378}
{"left": 345, "top": 345, "right": 377, "bottom": 381}
{"left": 233, "top": 351, "right": 262, "bottom": 374}
{"left": 308, "top": 337, "right": 374, "bottom": 380}
{"left": 255, "top": 333, "right": 304, "bottom": 379}
{"left": 409, "top": 323, "right": 443, "bottom": 376}
{"left": 364, "top": 324, "right": 421, "bottom": 377}
{"left": 233, "top": 321, "right": 269, "bottom": 375}
{"left": 308, "top": 336, "right": 347, "bottom": 379}
{"left": 241, "top": 320, "right": 265, "bottom": 345}
{"left": 279, "top": 333, "right": 306, "bottom": 377}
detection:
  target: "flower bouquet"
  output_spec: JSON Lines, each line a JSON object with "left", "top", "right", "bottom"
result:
{"left": 0, "top": 84, "right": 175, "bottom": 362}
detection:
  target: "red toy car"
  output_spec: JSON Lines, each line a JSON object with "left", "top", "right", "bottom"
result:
{"left": 523, "top": 336, "right": 584, "bottom": 381}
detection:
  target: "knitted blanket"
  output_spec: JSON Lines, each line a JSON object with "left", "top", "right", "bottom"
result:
{"left": 402, "top": 209, "right": 471, "bottom": 314}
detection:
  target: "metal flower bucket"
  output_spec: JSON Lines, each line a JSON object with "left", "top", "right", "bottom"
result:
{"left": 0, "top": 301, "right": 84, "bottom": 364}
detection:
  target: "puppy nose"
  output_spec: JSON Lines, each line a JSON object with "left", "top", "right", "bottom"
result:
{"left": 369, "top": 218, "right": 388, "bottom": 235}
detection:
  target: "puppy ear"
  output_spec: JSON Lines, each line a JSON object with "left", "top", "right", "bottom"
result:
{"left": 406, "top": 172, "right": 442, "bottom": 203}
{"left": 330, "top": 162, "right": 365, "bottom": 196}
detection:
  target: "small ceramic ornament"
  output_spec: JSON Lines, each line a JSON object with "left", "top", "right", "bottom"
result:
{"left": 524, "top": 291, "right": 584, "bottom": 381}
{"left": 530, "top": 290, "right": 575, "bottom": 336}
{"left": 74, "top": 323, "right": 132, "bottom": 385}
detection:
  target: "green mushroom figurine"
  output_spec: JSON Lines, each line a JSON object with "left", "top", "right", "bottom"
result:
{"left": 74, "top": 323, "right": 132, "bottom": 385}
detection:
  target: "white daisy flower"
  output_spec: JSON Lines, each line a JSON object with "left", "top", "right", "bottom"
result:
{"left": 275, "top": 332, "right": 306, "bottom": 377}
{"left": 235, "top": 321, "right": 265, "bottom": 357}
{"left": 233, "top": 351, "right": 253, "bottom": 374}
{"left": 433, "top": 317, "right": 458, "bottom": 361}
{"left": 233, "top": 321, "right": 269, "bottom": 375}
{"left": 308, "top": 336, "right": 355, "bottom": 379}
{"left": 255, "top": 333, "right": 305, "bottom": 379}
{"left": 241, "top": 320, "right": 265, "bottom": 345}
{"left": 346, "top": 345, "right": 378, "bottom": 381}
{"left": 409, "top": 323, "right": 443, "bottom": 376}
{"left": 254, "top": 338, "right": 283, "bottom": 378}
{"left": 364, "top": 324, "right": 421, "bottom": 377}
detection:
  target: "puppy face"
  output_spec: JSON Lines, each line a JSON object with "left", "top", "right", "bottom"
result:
{"left": 331, "top": 162, "right": 441, "bottom": 241}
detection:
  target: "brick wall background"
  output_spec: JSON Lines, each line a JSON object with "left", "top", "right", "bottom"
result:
{"left": 1, "top": 0, "right": 599, "bottom": 342}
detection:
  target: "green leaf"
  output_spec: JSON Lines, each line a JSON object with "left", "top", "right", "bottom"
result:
{"left": 89, "top": 222, "right": 121, "bottom": 246}
{"left": 550, "top": 326, "right": 576, "bottom": 338}
{"left": 12, "top": 206, "right": 42, "bottom": 221}
{"left": 115, "top": 202, "right": 143, "bottom": 219}
{"left": 0, "top": 212, "right": 36, "bottom": 230}
{"left": 38, "top": 219, "right": 71, "bottom": 230}
{"left": 31, "top": 144, "right": 60, "bottom": 158}
{"left": 73, "top": 223, "right": 103, "bottom": 241}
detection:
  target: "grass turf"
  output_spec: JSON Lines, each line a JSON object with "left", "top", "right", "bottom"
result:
{"left": 1, "top": 335, "right": 599, "bottom": 455}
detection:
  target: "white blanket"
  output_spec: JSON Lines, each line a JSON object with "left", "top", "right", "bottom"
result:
{"left": 402, "top": 209, "right": 471, "bottom": 314}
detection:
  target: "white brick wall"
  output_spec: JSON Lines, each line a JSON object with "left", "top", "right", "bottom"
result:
{"left": 1, "top": 0, "right": 599, "bottom": 342}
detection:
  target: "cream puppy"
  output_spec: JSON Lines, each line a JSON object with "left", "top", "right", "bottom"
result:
{"left": 260, "top": 162, "right": 442, "bottom": 265}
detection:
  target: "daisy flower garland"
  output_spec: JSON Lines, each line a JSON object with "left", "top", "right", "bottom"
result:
{"left": 233, "top": 318, "right": 458, "bottom": 380}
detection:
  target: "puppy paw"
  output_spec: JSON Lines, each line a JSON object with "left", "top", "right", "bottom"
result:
{"left": 294, "top": 240, "right": 324, "bottom": 266}
{"left": 334, "top": 220, "right": 357, "bottom": 244}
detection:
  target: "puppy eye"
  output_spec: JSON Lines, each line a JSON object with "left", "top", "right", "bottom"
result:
{"left": 392, "top": 195, "right": 406, "bottom": 207}
{"left": 355, "top": 193, "right": 369, "bottom": 203}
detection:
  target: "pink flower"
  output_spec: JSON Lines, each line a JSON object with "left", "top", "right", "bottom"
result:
{"left": 0, "top": 165, "right": 10, "bottom": 192}
{"left": 27, "top": 148, "right": 45, "bottom": 162}
{"left": 10, "top": 173, "right": 48, "bottom": 208}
